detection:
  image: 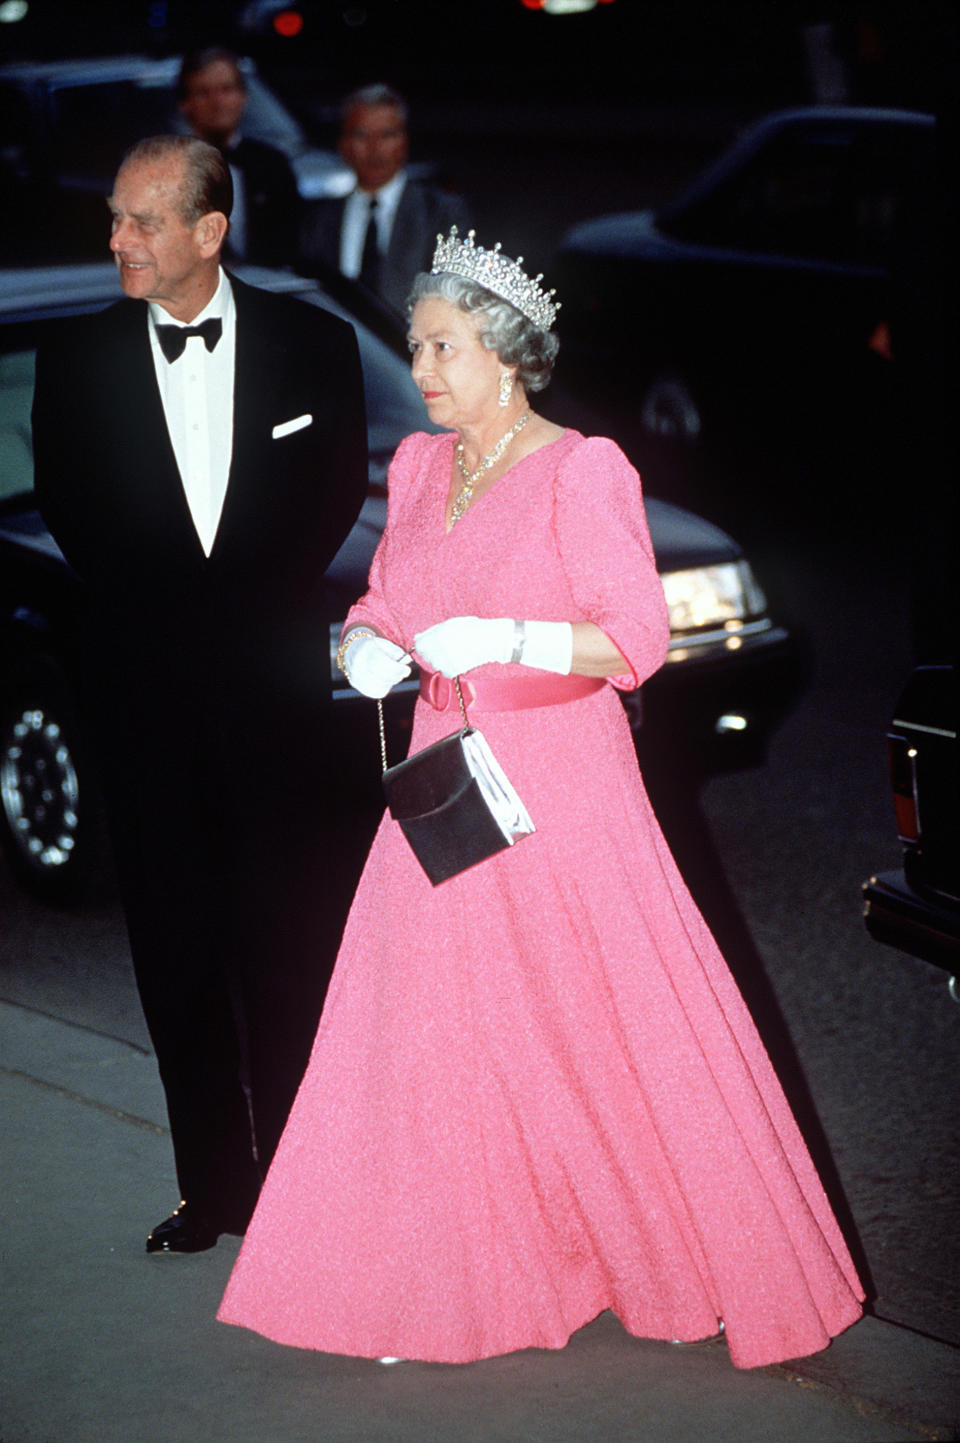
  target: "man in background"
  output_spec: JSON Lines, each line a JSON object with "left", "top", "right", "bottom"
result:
{"left": 299, "top": 83, "right": 469, "bottom": 316}
{"left": 178, "top": 46, "right": 300, "bottom": 265}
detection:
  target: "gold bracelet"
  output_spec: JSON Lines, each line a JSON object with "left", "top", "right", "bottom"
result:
{"left": 336, "top": 627, "right": 377, "bottom": 675}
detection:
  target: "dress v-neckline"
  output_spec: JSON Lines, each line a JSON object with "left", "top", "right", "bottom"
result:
{"left": 441, "top": 429, "right": 573, "bottom": 535}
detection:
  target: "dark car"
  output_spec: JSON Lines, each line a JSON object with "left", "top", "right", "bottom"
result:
{"left": 552, "top": 106, "right": 935, "bottom": 479}
{"left": 862, "top": 666, "right": 960, "bottom": 995}
{"left": 0, "top": 263, "right": 799, "bottom": 899}
{"left": 0, "top": 54, "right": 353, "bottom": 264}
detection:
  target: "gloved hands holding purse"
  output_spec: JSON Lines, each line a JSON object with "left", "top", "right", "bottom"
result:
{"left": 341, "top": 630, "right": 412, "bottom": 698}
{"left": 414, "top": 617, "right": 573, "bottom": 678}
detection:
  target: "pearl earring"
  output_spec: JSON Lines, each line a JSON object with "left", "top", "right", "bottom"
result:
{"left": 498, "top": 372, "right": 513, "bottom": 408}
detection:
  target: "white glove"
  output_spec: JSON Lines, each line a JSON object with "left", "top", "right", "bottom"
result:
{"left": 343, "top": 632, "right": 412, "bottom": 699}
{"left": 517, "top": 620, "right": 573, "bottom": 674}
{"left": 414, "top": 617, "right": 573, "bottom": 678}
{"left": 414, "top": 617, "right": 514, "bottom": 677}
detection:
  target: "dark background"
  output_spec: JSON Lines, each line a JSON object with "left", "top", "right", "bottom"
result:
{"left": 2, "top": 2, "right": 955, "bottom": 110}
{"left": 3, "top": 1, "right": 955, "bottom": 281}
{"left": 4, "top": 1, "right": 953, "bottom": 318}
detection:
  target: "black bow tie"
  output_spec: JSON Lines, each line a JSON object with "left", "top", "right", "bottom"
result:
{"left": 155, "top": 317, "right": 223, "bottom": 363}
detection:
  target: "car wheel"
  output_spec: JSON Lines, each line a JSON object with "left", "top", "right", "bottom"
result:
{"left": 0, "top": 658, "right": 112, "bottom": 901}
{"left": 639, "top": 373, "right": 702, "bottom": 445}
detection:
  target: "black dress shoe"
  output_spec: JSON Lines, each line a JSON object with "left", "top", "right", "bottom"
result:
{"left": 146, "top": 1200, "right": 240, "bottom": 1254}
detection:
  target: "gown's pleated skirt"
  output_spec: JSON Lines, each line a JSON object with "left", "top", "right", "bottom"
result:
{"left": 219, "top": 681, "right": 863, "bottom": 1368}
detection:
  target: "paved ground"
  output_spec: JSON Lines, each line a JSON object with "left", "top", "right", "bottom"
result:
{"left": 2, "top": 998, "right": 958, "bottom": 1443}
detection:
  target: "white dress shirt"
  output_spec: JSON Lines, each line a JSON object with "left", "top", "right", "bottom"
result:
{"left": 339, "top": 170, "right": 407, "bottom": 278}
{"left": 148, "top": 269, "right": 235, "bottom": 557}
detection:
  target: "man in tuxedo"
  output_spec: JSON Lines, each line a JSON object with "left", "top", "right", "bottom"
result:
{"left": 32, "top": 135, "right": 367, "bottom": 1253}
{"left": 299, "top": 84, "right": 470, "bottom": 317}
{"left": 178, "top": 46, "right": 300, "bottom": 266}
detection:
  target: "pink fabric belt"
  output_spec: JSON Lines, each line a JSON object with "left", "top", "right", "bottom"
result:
{"left": 419, "top": 669, "right": 605, "bottom": 713}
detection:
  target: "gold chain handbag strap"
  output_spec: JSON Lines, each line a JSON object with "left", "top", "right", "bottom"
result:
{"left": 376, "top": 697, "right": 388, "bottom": 774}
{"left": 376, "top": 676, "right": 469, "bottom": 775}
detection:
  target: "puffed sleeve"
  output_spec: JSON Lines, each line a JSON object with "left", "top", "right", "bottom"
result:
{"left": 552, "top": 435, "right": 669, "bottom": 690}
{"left": 342, "top": 432, "right": 428, "bottom": 645}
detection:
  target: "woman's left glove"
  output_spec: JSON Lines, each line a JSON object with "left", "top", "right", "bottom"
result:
{"left": 414, "top": 617, "right": 572, "bottom": 678}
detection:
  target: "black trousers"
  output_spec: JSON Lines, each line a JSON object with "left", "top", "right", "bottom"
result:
{"left": 87, "top": 630, "right": 361, "bottom": 1223}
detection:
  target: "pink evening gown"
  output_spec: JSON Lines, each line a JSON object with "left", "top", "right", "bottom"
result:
{"left": 218, "top": 430, "right": 863, "bottom": 1368}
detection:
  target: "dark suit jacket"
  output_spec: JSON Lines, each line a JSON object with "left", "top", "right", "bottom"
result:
{"left": 32, "top": 271, "right": 368, "bottom": 833}
{"left": 224, "top": 137, "right": 301, "bottom": 267}
{"left": 33, "top": 275, "right": 364, "bottom": 670}
{"left": 299, "top": 176, "right": 470, "bottom": 315}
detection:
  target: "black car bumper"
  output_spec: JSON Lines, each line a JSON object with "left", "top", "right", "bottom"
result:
{"left": 862, "top": 869, "right": 960, "bottom": 973}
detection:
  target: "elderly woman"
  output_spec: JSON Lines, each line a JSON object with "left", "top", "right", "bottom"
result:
{"left": 219, "top": 230, "right": 863, "bottom": 1369}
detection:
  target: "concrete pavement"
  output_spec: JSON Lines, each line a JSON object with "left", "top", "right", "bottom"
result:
{"left": 1, "top": 998, "right": 957, "bottom": 1443}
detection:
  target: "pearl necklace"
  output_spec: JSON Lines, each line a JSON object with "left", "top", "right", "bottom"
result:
{"left": 450, "top": 411, "right": 530, "bottom": 525}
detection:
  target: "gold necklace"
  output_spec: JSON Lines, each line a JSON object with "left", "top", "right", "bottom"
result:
{"left": 451, "top": 411, "right": 530, "bottom": 525}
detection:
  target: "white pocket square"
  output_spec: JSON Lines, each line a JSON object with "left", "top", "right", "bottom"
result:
{"left": 272, "top": 414, "right": 312, "bottom": 439}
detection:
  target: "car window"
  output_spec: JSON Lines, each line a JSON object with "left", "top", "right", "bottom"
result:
{"left": 665, "top": 124, "right": 928, "bottom": 269}
{"left": 48, "top": 80, "right": 177, "bottom": 181}
{"left": 0, "top": 343, "right": 35, "bottom": 503}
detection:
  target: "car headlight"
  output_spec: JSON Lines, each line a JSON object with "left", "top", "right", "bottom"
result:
{"left": 661, "top": 560, "right": 767, "bottom": 633}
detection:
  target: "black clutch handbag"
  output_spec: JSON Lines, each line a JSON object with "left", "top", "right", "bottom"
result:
{"left": 378, "top": 679, "right": 534, "bottom": 886}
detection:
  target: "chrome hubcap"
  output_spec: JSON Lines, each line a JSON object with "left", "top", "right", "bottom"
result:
{"left": 0, "top": 706, "right": 80, "bottom": 871}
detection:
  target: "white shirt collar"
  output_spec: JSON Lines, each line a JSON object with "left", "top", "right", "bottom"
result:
{"left": 148, "top": 267, "right": 230, "bottom": 331}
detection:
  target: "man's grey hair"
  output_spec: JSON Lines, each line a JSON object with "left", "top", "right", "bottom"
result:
{"left": 340, "top": 84, "right": 408, "bottom": 128}
{"left": 118, "top": 135, "right": 233, "bottom": 227}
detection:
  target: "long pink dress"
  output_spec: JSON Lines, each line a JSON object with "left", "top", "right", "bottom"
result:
{"left": 218, "top": 430, "right": 863, "bottom": 1369}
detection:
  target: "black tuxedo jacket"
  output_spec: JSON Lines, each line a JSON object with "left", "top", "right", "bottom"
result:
{"left": 32, "top": 269, "right": 368, "bottom": 856}
{"left": 33, "top": 274, "right": 366, "bottom": 706}
{"left": 299, "top": 177, "right": 470, "bottom": 315}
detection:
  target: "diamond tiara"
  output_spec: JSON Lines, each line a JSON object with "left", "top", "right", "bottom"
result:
{"left": 430, "top": 227, "right": 560, "bottom": 332}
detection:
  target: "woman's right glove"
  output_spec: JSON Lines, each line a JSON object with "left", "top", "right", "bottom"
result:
{"left": 341, "top": 632, "right": 412, "bottom": 699}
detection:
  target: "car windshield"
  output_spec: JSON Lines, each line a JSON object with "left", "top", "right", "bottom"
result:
{"left": 662, "top": 122, "right": 928, "bottom": 268}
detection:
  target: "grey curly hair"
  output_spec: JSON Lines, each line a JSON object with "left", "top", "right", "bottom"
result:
{"left": 407, "top": 271, "right": 560, "bottom": 393}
